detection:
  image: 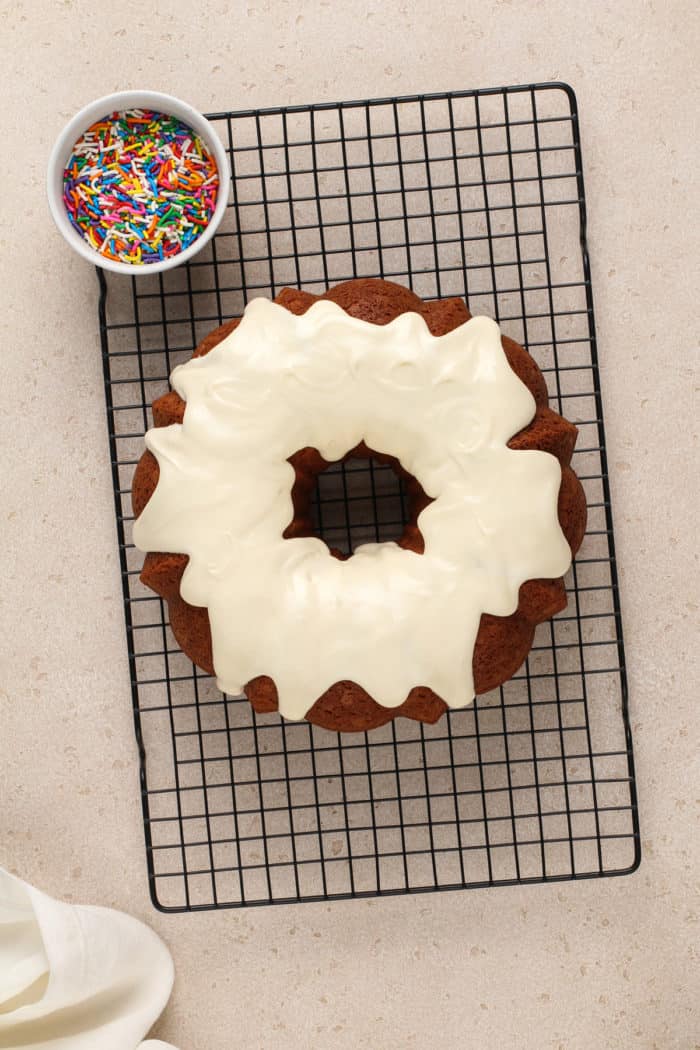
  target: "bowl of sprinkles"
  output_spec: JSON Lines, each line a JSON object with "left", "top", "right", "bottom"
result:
{"left": 48, "top": 91, "right": 230, "bottom": 275}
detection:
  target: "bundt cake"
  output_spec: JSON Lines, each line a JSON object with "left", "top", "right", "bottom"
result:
{"left": 132, "top": 278, "right": 586, "bottom": 732}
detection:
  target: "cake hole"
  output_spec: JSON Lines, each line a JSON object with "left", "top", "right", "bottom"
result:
{"left": 284, "top": 445, "right": 432, "bottom": 556}
{"left": 312, "top": 456, "right": 410, "bottom": 555}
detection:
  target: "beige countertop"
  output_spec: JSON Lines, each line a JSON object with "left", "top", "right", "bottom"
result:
{"left": 2, "top": 1, "right": 698, "bottom": 1048}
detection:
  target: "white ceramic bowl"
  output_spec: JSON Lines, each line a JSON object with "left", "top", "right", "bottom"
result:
{"left": 47, "top": 90, "right": 230, "bottom": 276}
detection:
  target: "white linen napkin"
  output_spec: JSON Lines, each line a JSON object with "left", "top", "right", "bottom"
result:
{"left": 0, "top": 867, "right": 179, "bottom": 1050}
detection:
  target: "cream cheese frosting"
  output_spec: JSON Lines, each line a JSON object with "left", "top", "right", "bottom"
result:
{"left": 133, "top": 298, "right": 572, "bottom": 720}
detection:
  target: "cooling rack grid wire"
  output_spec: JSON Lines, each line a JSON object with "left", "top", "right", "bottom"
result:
{"left": 98, "top": 83, "right": 639, "bottom": 911}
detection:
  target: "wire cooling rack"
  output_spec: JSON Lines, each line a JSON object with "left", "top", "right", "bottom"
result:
{"left": 98, "top": 83, "right": 640, "bottom": 911}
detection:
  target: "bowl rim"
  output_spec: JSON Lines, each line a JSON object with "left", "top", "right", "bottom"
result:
{"left": 47, "top": 89, "right": 230, "bottom": 276}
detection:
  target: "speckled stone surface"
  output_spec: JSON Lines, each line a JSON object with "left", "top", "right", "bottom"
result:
{"left": 1, "top": 2, "right": 698, "bottom": 1048}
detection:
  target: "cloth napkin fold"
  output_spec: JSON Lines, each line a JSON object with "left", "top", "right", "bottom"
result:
{"left": 0, "top": 867, "right": 179, "bottom": 1050}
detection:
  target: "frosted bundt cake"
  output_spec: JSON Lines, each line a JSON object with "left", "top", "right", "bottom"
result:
{"left": 132, "top": 278, "right": 586, "bottom": 732}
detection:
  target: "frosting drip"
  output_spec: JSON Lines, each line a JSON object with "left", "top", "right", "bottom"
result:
{"left": 133, "top": 299, "right": 572, "bottom": 719}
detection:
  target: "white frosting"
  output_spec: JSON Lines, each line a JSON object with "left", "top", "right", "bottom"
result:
{"left": 133, "top": 298, "right": 572, "bottom": 720}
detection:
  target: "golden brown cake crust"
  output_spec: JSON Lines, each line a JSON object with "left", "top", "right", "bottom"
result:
{"left": 133, "top": 278, "right": 587, "bottom": 732}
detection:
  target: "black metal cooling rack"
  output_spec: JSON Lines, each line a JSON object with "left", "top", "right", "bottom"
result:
{"left": 97, "top": 83, "right": 640, "bottom": 912}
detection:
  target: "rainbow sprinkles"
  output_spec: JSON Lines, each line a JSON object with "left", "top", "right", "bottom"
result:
{"left": 62, "top": 109, "right": 220, "bottom": 265}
